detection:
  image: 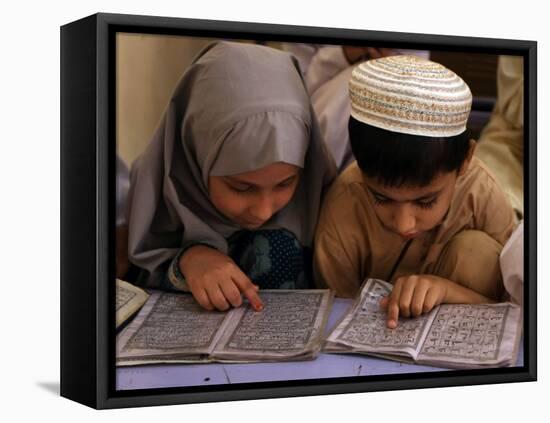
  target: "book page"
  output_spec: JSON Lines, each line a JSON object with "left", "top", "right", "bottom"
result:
{"left": 325, "top": 279, "right": 437, "bottom": 359}
{"left": 212, "top": 290, "right": 333, "bottom": 361}
{"left": 116, "top": 291, "right": 234, "bottom": 365}
{"left": 116, "top": 279, "right": 150, "bottom": 328}
{"left": 417, "top": 302, "right": 522, "bottom": 368}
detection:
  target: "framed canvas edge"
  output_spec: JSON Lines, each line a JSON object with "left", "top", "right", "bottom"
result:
{"left": 60, "top": 12, "right": 537, "bottom": 410}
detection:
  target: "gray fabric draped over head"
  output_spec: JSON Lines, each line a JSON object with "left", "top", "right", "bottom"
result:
{"left": 127, "top": 41, "right": 337, "bottom": 286}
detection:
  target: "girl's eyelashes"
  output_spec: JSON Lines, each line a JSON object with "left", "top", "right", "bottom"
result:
{"left": 276, "top": 176, "right": 297, "bottom": 188}
{"left": 227, "top": 176, "right": 298, "bottom": 193}
{"left": 227, "top": 183, "right": 253, "bottom": 193}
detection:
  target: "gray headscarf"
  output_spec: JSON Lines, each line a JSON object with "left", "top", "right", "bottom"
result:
{"left": 127, "top": 41, "right": 337, "bottom": 286}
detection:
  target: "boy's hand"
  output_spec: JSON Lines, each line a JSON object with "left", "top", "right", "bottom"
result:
{"left": 379, "top": 275, "right": 449, "bottom": 329}
{"left": 179, "top": 245, "right": 264, "bottom": 312}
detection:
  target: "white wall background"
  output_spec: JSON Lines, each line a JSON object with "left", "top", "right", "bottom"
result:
{"left": 2, "top": 0, "right": 546, "bottom": 421}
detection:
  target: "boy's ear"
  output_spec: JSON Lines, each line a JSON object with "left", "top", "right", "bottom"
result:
{"left": 458, "top": 139, "right": 477, "bottom": 176}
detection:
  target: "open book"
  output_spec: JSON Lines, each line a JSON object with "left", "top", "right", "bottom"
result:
{"left": 116, "top": 279, "right": 149, "bottom": 329}
{"left": 324, "top": 279, "right": 522, "bottom": 369}
{"left": 117, "top": 289, "right": 333, "bottom": 366}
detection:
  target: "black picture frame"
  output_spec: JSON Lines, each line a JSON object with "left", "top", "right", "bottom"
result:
{"left": 60, "top": 12, "right": 537, "bottom": 409}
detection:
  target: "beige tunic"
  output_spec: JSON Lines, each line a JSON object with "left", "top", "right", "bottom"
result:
{"left": 475, "top": 56, "right": 524, "bottom": 217}
{"left": 313, "top": 157, "right": 516, "bottom": 298}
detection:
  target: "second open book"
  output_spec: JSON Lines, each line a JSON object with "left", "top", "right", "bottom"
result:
{"left": 324, "top": 279, "right": 522, "bottom": 369}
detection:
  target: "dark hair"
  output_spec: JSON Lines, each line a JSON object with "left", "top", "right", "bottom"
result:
{"left": 348, "top": 116, "right": 471, "bottom": 187}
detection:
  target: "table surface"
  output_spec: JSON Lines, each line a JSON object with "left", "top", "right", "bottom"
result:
{"left": 116, "top": 298, "right": 524, "bottom": 390}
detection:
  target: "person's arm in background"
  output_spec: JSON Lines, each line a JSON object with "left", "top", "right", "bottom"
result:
{"left": 303, "top": 46, "right": 416, "bottom": 95}
{"left": 281, "top": 42, "right": 320, "bottom": 76}
{"left": 305, "top": 47, "right": 398, "bottom": 170}
{"left": 282, "top": 44, "right": 430, "bottom": 172}
{"left": 283, "top": 43, "right": 430, "bottom": 96}
{"left": 282, "top": 44, "right": 370, "bottom": 95}
{"left": 475, "top": 56, "right": 524, "bottom": 218}
{"left": 304, "top": 46, "right": 355, "bottom": 94}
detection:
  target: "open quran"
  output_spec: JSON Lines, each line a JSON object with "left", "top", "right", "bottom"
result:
{"left": 324, "top": 279, "right": 522, "bottom": 369}
{"left": 116, "top": 279, "right": 149, "bottom": 329}
{"left": 117, "top": 289, "right": 333, "bottom": 366}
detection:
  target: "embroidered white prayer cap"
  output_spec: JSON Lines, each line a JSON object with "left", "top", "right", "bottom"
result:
{"left": 349, "top": 55, "right": 472, "bottom": 137}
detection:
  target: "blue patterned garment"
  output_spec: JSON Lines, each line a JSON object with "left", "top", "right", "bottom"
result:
{"left": 162, "top": 229, "right": 311, "bottom": 291}
{"left": 228, "top": 229, "right": 311, "bottom": 290}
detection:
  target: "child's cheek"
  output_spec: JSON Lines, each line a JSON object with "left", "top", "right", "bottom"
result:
{"left": 424, "top": 200, "right": 451, "bottom": 230}
{"left": 373, "top": 206, "right": 392, "bottom": 228}
{"left": 270, "top": 186, "right": 296, "bottom": 215}
{"left": 232, "top": 196, "right": 251, "bottom": 219}
{"left": 277, "top": 190, "right": 295, "bottom": 212}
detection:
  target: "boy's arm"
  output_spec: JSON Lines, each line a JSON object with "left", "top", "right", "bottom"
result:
{"left": 441, "top": 276, "right": 494, "bottom": 304}
{"left": 477, "top": 170, "right": 517, "bottom": 244}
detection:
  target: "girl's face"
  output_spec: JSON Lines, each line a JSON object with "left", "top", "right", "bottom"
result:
{"left": 209, "top": 162, "right": 301, "bottom": 229}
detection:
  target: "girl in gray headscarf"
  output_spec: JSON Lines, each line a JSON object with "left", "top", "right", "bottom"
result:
{"left": 127, "top": 41, "right": 336, "bottom": 312}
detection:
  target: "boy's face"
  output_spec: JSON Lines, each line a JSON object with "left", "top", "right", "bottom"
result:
{"left": 363, "top": 139, "right": 475, "bottom": 240}
{"left": 363, "top": 170, "right": 462, "bottom": 240}
{"left": 208, "top": 162, "right": 301, "bottom": 230}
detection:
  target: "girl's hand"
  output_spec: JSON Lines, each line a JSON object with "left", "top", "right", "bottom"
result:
{"left": 379, "top": 275, "right": 449, "bottom": 329}
{"left": 179, "top": 245, "right": 264, "bottom": 312}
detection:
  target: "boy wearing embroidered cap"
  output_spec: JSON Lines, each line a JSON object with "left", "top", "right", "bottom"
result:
{"left": 313, "top": 55, "right": 516, "bottom": 328}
